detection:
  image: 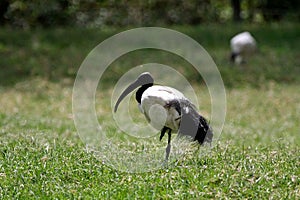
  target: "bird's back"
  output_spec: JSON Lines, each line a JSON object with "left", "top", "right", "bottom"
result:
{"left": 230, "top": 31, "right": 256, "bottom": 54}
{"left": 140, "top": 85, "right": 187, "bottom": 131}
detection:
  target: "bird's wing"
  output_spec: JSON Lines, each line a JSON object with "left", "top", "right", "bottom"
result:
{"left": 140, "top": 85, "right": 188, "bottom": 130}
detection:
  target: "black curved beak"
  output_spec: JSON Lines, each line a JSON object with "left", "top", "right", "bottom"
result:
{"left": 114, "top": 80, "right": 141, "bottom": 112}
{"left": 114, "top": 72, "right": 153, "bottom": 112}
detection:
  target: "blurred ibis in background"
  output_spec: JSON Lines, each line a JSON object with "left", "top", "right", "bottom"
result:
{"left": 114, "top": 72, "right": 213, "bottom": 160}
{"left": 230, "top": 31, "right": 257, "bottom": 64}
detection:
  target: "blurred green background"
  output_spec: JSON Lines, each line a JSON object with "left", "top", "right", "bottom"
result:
{"left": 1, "top": 0, "right": 299, "bottom": 27}
{"left": 0, "top": 0, "right": 299, "bottom": 87}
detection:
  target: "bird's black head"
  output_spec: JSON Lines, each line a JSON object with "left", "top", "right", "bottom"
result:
{"left": 230, "top": 52, "right": 238, "bottom": 63}
{"left": 136, "top": 72, "right": 154, "bottom": 86}
{"left": 135, "top": 72, "right": 154, "bottom": 103}
{"left": 114, "top": 72, "right": 154, "bottom": 112}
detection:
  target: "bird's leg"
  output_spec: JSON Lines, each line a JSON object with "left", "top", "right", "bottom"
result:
{"left": 165, "top": 129, "right": 172, "bottom": 161}
{"left": 160, "top": 126, "right": 168, "bottom": 141}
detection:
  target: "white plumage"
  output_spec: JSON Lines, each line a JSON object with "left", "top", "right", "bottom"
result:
{"left": 140, "top": 85, "right": 187, "bottom": 131}
{"left": 230, "top": 31, "right": 257, "bottom": 64}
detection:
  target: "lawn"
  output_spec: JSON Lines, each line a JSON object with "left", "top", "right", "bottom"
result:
{"left": 0, "top": 23, "right": 299, "bottom": 199}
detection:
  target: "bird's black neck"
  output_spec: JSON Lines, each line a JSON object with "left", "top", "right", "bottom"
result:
{"left": 136, "top": 83, "right": 153, "bottom": 103}
{"left": 231, "top": 52, "right": 239, "bottom": 62}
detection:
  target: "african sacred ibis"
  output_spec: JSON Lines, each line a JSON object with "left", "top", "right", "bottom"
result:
{"left": 230, "top": 31, "right": 257, "bottom": 64}
{"left": 114, "top": 72, "right": 213, "bottom": 160}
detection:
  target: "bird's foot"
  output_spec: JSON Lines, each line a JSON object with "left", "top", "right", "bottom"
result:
{"left": 162, "top": 159, "right": 169, "bottom": 168}
{"left": 165, "top": 144, "right": 171, "bottom": 160}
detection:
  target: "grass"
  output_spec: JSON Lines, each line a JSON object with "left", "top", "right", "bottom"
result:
{"left": 0, "top": 23, "right": 299, "bottom": 86}
{"left": 0, "top": 23, "right": 300, "bottom": 198}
